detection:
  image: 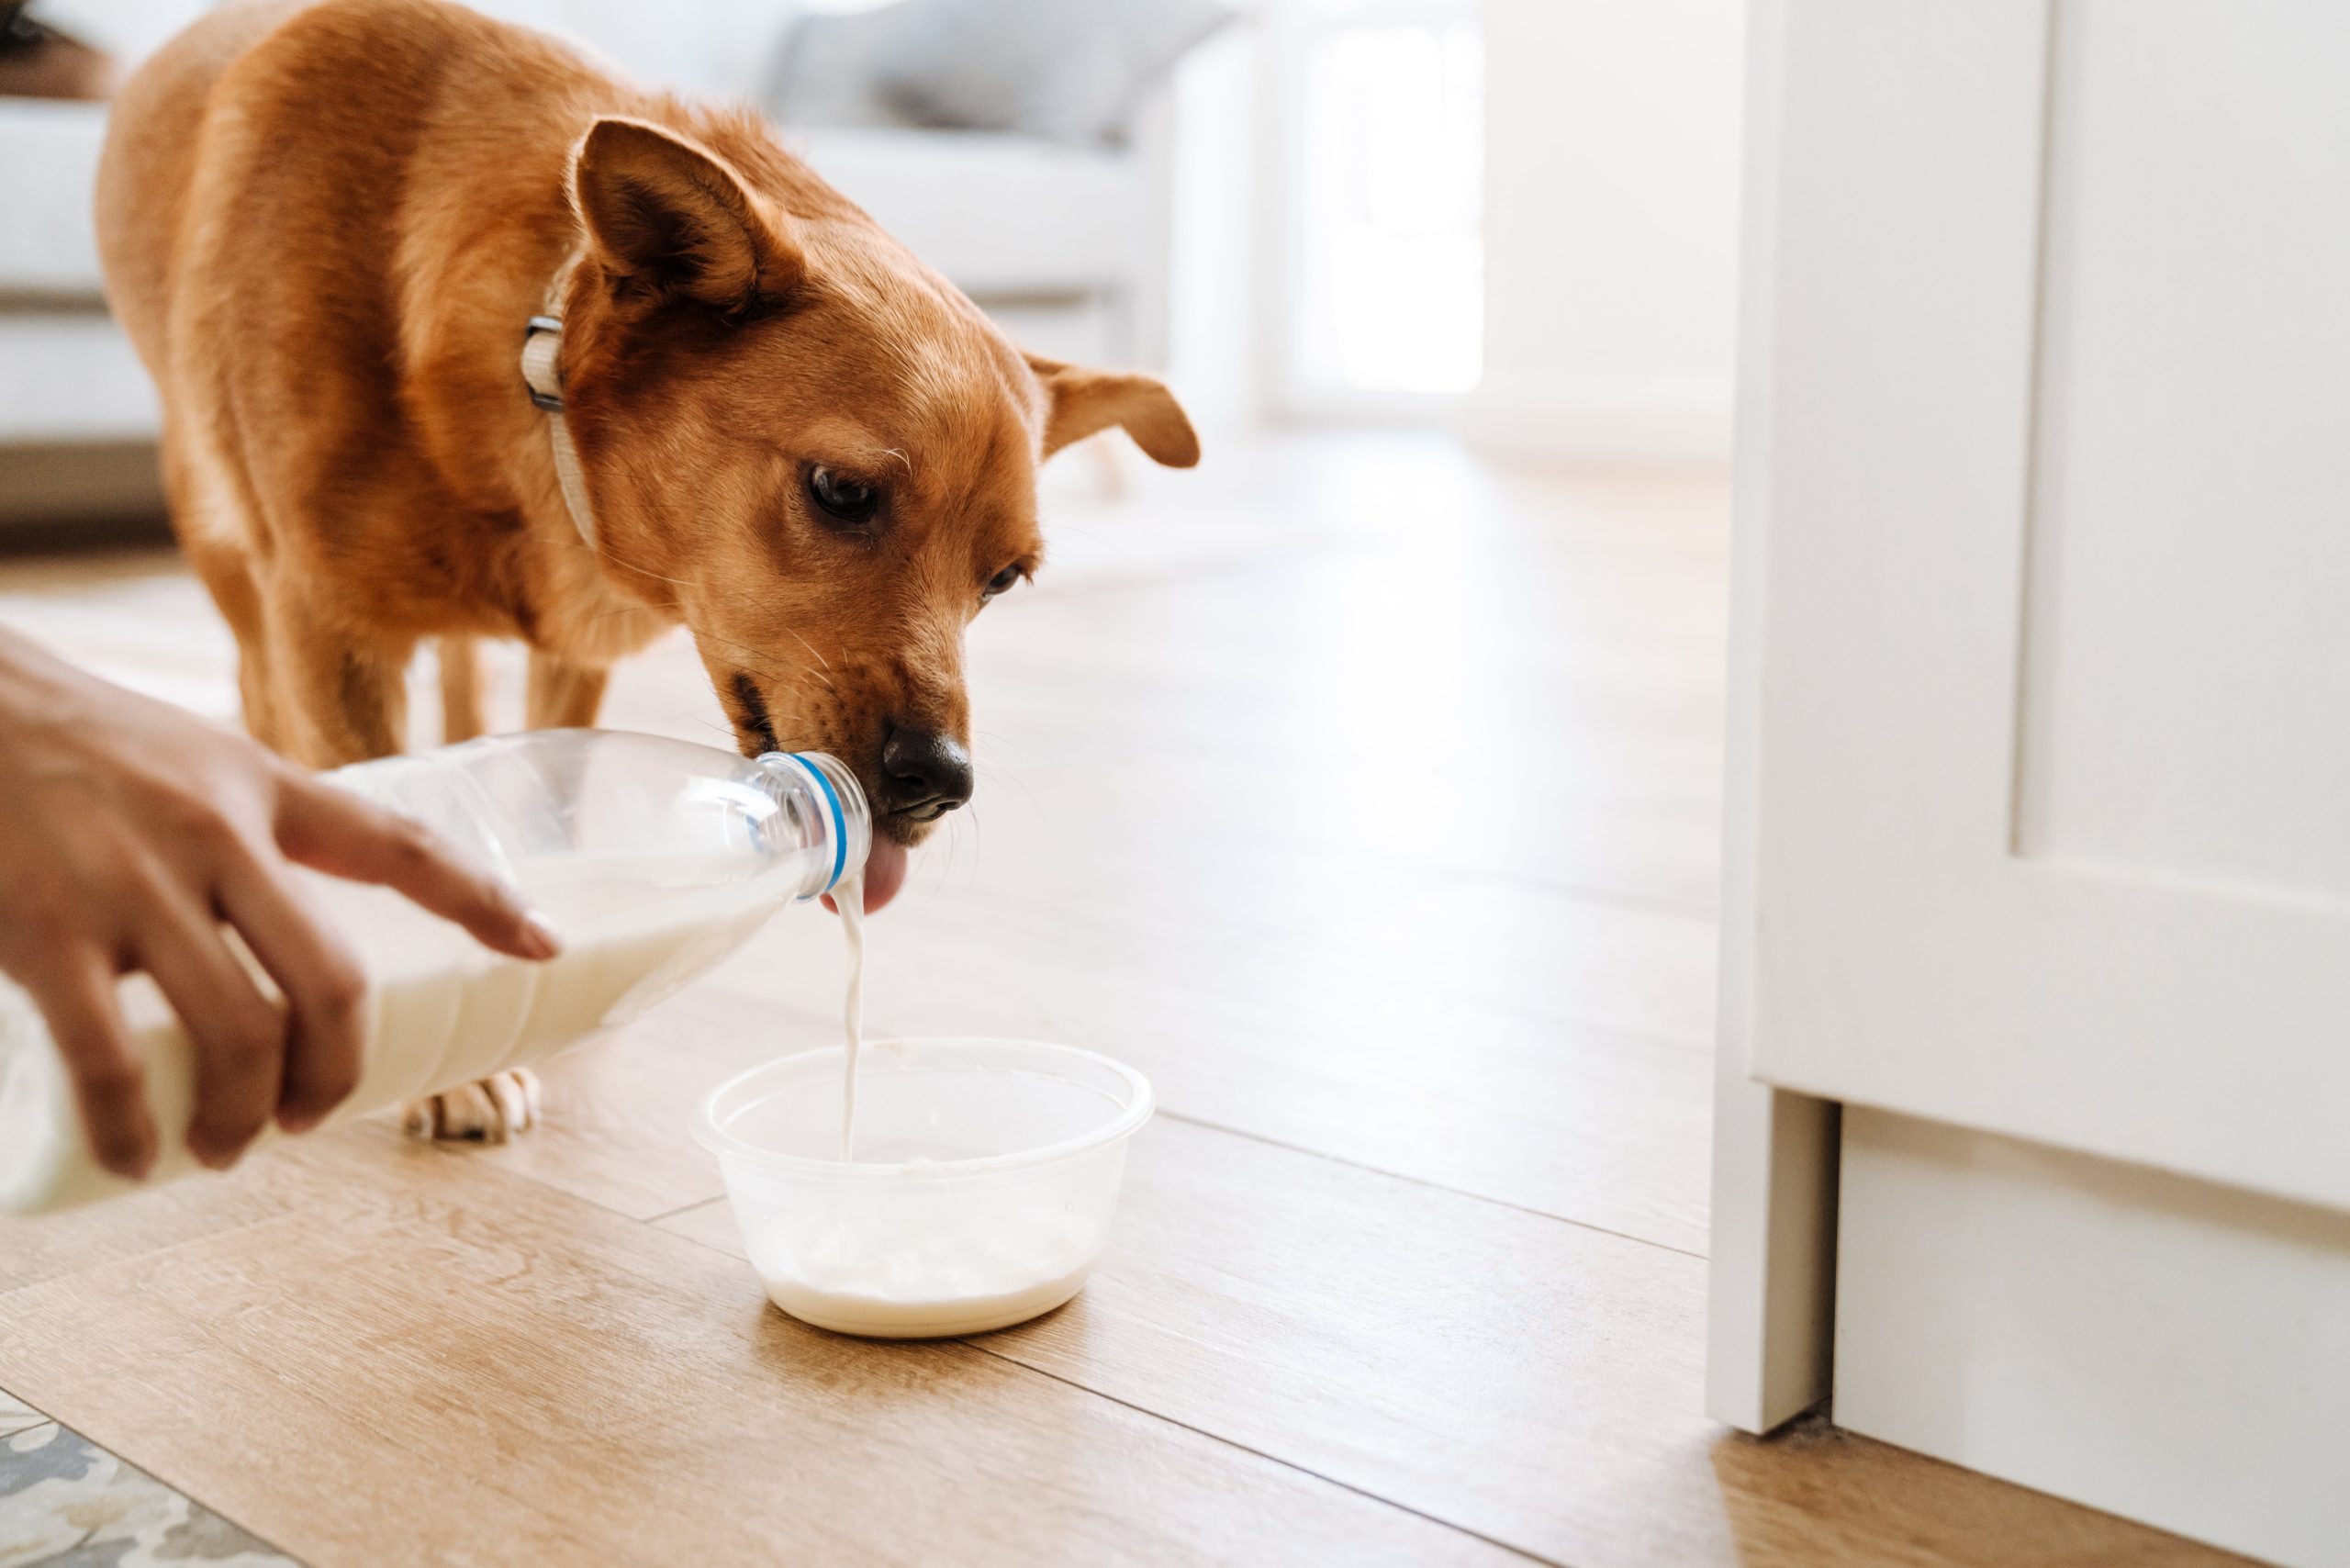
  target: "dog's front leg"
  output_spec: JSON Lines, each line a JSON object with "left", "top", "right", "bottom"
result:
{"left": 265, "top": 594, "right": 410, "bottom": 769}
{"left": 437, "top": 637, "right": 486, "bottom": 743}
{"left": 525, "top": 651, "right": 610, "bottom": 730}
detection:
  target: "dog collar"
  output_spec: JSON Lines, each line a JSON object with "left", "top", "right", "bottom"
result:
{"left": 520, "top": 274, "right": 599, "bottom": 551}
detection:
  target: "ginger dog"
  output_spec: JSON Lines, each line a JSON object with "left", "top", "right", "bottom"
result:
{"left": 96, "top": 0, "right": 1196, "bottom": 1138}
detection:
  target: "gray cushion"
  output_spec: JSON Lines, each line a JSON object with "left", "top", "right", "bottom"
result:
{"left": 0, "top": 99, "right": 106, "bottom": 297}
{"left": 762, "top": 3, "right": 921, "bottom": 130}
{"left": 768, "top": 0, "right": 1231, "bottom": 146}
{"left": 781, "top": 126, "right": 1143, "bottom": 295}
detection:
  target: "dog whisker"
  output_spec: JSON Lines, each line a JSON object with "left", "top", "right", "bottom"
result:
{"left": 955, "top": 805, "right": 981, "bottom": 890}
{"left": 781, "top": 626, "right": 834, "bottom": 674}
{"left": 691, "top": 632, "right": 835, "bottom": 702}
{"left": 697, "top": 629, "right": 827, "bottom": 688}
{"left": 972, "top": 756, "right": 1035, "bottom": 801}
{"left": 597, "top": 546, "right": 695, "bottom": 590}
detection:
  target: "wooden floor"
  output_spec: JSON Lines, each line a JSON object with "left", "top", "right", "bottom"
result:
{"left": 0, "top": 434, "right": 2248, "bottom": 1566}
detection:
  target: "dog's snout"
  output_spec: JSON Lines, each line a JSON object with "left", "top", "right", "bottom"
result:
{"left": 878, "top": 725, "right": 974, "bottom": 820}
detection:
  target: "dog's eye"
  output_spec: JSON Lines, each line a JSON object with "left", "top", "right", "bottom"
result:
{"left": 806, "top": 465, "right": 879, "bottom": 525}
{"left": 981, "top": 563, "right": 1026, "bottom": 602}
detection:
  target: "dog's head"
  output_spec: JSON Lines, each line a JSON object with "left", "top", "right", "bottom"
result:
{"left": 554, "top": 117, "right": 1196, "bottom": 908}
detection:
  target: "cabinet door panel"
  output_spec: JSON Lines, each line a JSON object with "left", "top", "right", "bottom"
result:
{"left": 1749, "top": 0, "right": 2350, "bottom": 1207}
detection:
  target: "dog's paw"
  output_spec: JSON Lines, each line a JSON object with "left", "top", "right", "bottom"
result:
{"left": 401, "top": 1070, "right": 543, "bottom": 1143}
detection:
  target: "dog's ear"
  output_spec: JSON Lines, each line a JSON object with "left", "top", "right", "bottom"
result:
{"left": 572, "top": 117, "right": 803, "bottom": 312}
{"left": 1024, "top": 353, "right": 1201, "bottom": 468}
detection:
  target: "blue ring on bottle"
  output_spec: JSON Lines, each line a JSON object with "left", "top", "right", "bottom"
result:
{"left": 787, "top": 752, "right": 848, "bottom": 894}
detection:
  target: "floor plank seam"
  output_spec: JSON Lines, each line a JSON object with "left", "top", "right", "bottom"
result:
{"left": 648, "top": 1216, "right": 750, "bottom": 1260}
{"left": 404, "top": 1150, "right": 725, "bottom": 1232}
{"left": 1387, "top": 1002, "right": 1717, "bottom": 1061}
{"left": 1426, "top": 866, "right": 1718, "bottom": 924}
{"left": 1556, "top": 1020, "right": 1717, "bottom": 1059}
{"left": 1025, "top": 533, "right": 1370, "bottom": 598}
{"left": 641, "top": 1194, "right": 726, "bottom": 1226}
{"left": 837, "top": 896, "right": 1719, "bottom": 1060}
{"left": 1150, "top": 1109, "right": 1709, "bottom": 1260}
{"left": 0, "top": 1204, "right": 305, "bottom": 1304}
{"left": 962, "top": 860, "right": 1717, "bottom": 930}
{"left": 630, "top": 1212, "right": 1569, "bottom": 1560}
{"left": 961, "top": 1345, "right": 1570, "bottom": 1568}
{"left": 885, "top": 886, "right": 1719, "bottom": 1058}
{"left": 635, "top": 1104, "right": 1709, "bottom": 1265}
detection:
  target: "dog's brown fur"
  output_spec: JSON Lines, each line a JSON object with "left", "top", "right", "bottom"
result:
{"left": 97, "top": 0, "right": 1195, "bottom": 1137}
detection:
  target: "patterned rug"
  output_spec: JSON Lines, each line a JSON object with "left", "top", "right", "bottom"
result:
{"left": 0, "top": 1391, "right": 297, "bottom": 1568}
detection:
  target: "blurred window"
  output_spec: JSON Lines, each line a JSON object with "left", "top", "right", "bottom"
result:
{"left": 1278, "top": 0, "right": 1482, "bottom": 409}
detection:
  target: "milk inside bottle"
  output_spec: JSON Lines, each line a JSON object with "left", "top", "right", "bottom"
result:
{"left": 0, "top": 730, "right": 867, "bottom": 1215}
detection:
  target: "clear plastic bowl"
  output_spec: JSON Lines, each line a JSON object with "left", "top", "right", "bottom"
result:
{"left": 693, "top": 1037, "right": 1154, "bottom": 1338}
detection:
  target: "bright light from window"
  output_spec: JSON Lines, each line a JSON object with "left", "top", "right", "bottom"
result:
{"left": 1293, "top": 16, "right": 1483, "bottom": 398}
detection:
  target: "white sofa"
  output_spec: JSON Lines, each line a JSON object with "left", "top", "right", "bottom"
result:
{"left": 0, "top": 4, "right": 1172, "bottom": 524}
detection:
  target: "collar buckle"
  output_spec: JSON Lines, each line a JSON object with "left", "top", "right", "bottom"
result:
{"left": 520, "top": 305, "right": 599, "bottom": 550}
{"left": 521, "top": 315, "right": 565, "bottom": 412}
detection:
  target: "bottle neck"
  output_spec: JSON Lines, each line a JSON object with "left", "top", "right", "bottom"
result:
{"left": 755, "top": 751, "right": 871, "bottom": 902}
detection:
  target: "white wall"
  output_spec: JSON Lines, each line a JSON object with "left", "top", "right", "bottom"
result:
{"left": 1471, "top": 0, "right": 1744, "bottom": 464}
{"left": 36, "top": 1, "right": 207, "bottom": 66}
{"left": 1164, "top": 24, "right": 1269, "bottom": 434}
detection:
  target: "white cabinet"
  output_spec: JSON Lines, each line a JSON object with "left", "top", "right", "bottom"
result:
{"left": 1712, "top": 1, "right": 2350, "bottom": 1557}
{"left": 1748, "top": 0, "right": 2350, "bottom": 1207}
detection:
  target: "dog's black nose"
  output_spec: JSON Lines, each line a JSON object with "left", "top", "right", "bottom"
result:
{"left": 878, "top": 725, "right": 974, "bottom": 820}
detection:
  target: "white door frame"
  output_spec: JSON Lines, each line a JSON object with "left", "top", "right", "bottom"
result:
{"left": 1705, "top": 0, "right": 1840, "bottom": 1435}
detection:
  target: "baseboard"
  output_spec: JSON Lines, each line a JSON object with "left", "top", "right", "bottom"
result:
{"left": 1459, "top": 375, "right": 1735, "bottom": 465}
{"left": 1836, "top": 1107, "right": 2350, "bottom": 1566}
{"left": 0, "top": 439, "right": 167, "bottom": 532}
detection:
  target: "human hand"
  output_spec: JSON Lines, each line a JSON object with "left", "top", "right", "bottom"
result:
{"left": 0, "top": 629, "right": 558, "bottom": 1179}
